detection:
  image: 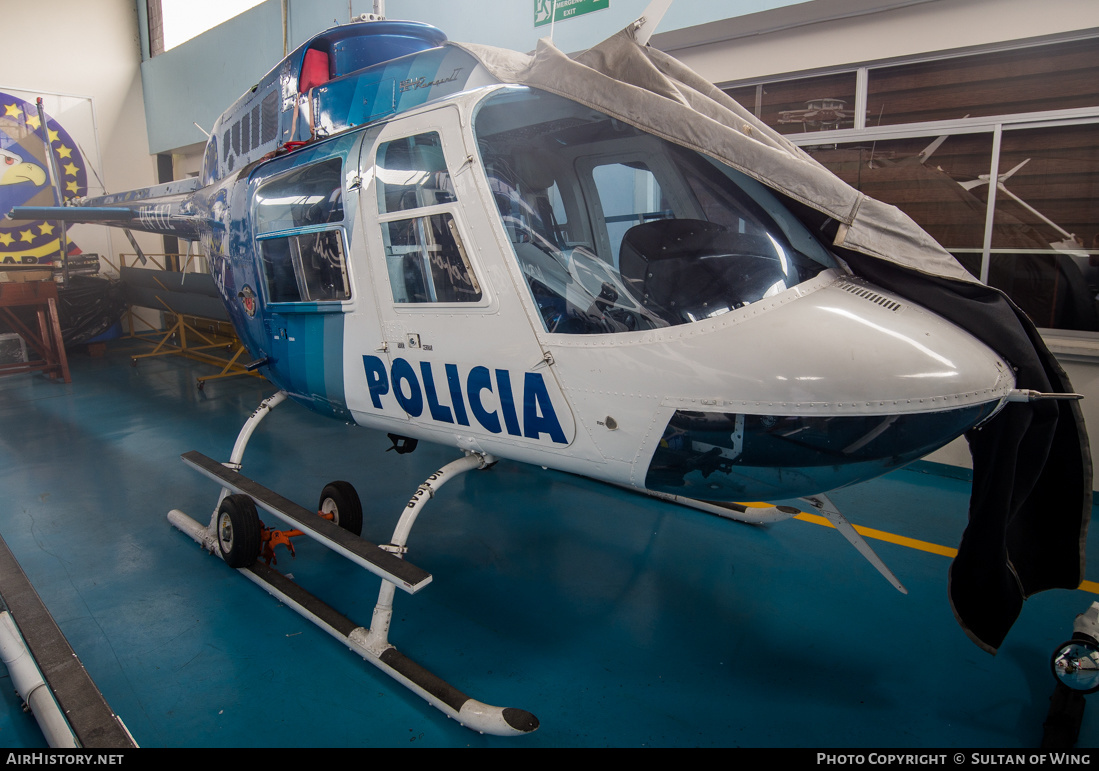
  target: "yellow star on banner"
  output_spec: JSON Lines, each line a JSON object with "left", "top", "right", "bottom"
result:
{"left": 38, "top": 223, "right": 54, "bottom": 236}
{"left": 3, "top": 103, "right": 22, "bottom": 119}
{"left": 56, "top": 144, "right": 72, "bottom": 159}
{"left": 66, "top": 181, "right": 79, "bottom": 194}
{"left": 0, "top": 233, "right": 13, "bottom": 247}
{"left": 63, "top": 163, "right": 78, "bottom": 176}
{"left": 47, "top": 129, "right": 58, "bottom": 143}
{"left": 19, "top": 229, "right": 35, "bottom": 243}
{"left": 25, "top": 115, "right": 41, "bottom": 131}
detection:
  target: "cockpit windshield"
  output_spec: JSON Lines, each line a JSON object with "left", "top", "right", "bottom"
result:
{"left": 473, "top": 87, "right": 838, "bottom": 334}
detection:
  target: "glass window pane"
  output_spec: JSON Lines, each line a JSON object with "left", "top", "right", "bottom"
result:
{"left": 259, "top": 237, "right": 302, "bottom": 303}
{"left": 868, "top": 38, "right": 1099, "bottom": 126}
{"left": 591, "top": 163, "right": 670, "bottom": 262}
{"left": 983, "top": 124, "right": 1099, "bottom": 331}
{"left": 474, "top": 87, "right": 837, "bottom": 335}
{"left": 382, "top": 213, "right": 481, "bottom": 303}
{"left": 254, "top": 157, "right": 343, "bottom": 234}
{"left": 296, "top": 230, "right": 350, "bottom": 301}
{"left": 808, "top": 133, "right": 995, "bottom": 275}
{"left": 725, "top": 84, "right": 760, "bottom": 118}
{"left": 484, "top": 147, "right": 575, "bottom": 253}
{"left": 259, "top": 229, "right": 350, "bottom": 303}
{"left": 724, "top": 72, "right": 858, "bottom": 135}
{"left": 376, "top": 132, "right": 456, "bottom": 214}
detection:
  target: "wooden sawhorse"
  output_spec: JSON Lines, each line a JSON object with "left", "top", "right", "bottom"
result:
{"left": 0, "top": 281, "right": 71, "bottom": 384}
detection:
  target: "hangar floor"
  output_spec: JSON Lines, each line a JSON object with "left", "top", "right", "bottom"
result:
{"left": 0, "top": 340, "right": 1096, "bottom": 749}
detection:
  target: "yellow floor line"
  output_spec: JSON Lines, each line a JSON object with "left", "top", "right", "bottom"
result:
{"left": 788, "top": 510, "right": 1099, "bottom": 595}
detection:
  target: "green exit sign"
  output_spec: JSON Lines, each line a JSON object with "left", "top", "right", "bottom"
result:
{"left": 534, "top": 0, "right": 610, "bottom": 27}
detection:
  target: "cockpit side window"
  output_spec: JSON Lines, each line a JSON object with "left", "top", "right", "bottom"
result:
{"left": 254, "top": 157, "right": 351, "bottom": 303}
{"left": 473, "top": 87, "right": 838, "bottom": 334}
{"left": 375, "top": 132, "right": 481, "bottom": 304}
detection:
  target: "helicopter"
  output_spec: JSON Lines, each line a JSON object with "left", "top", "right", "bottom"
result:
{"left": 10, "top": 1, "right": 1089, "bottom": 736}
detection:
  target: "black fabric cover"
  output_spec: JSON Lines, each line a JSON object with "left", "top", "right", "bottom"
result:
{"left": 840, "top": 252, "right": 1091, "bottom": 653}
{"left": 57, "top": 275, "right": 127, "bottom": 346}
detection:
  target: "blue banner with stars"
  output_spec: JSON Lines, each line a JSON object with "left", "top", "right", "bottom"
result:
{"left": 0, "top": 91, "right": 89, "bottom": 265}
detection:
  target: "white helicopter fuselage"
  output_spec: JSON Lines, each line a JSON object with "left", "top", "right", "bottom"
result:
{"left": 224, "top": 82, "right": 1013, "bottom": 503}
{"left": 13, "top": 19, "right": 1016, "bottom": 504}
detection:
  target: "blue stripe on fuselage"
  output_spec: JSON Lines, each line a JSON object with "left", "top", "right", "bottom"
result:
{"left": 265, "top": 311, "right": 348, "bottom": 419}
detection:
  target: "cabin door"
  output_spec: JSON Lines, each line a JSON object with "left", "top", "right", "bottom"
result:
{"left": 349, "top": 105, "right": 576, "bottom": 453}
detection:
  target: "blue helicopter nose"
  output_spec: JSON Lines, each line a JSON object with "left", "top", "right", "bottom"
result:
{"left": 643, "top": 275, "right": 1014, "bottom": 501}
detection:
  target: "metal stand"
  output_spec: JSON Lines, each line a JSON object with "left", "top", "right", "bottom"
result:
{"left": 167, "top": 391, "right": 538, "bottom": 736}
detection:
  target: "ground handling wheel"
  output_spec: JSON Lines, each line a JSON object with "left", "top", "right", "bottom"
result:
{"left": 318, "top": 481, "right": 363, "bottom": 536}
{"left": 217, "top": 494, "right": 262, "bottom": 568}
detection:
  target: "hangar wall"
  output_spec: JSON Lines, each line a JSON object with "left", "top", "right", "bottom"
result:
{"left": 1, "top": 0, "right": 164, "bottom": 271}
{"left": 655, "top": 0, "right": 1099, "bottom": 83}
{"left": 137, "top": 0, "right": 817, "bottom": 156}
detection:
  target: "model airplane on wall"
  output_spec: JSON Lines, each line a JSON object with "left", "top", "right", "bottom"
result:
{"left": 11, "top": 0, "right": 1091, "bottom": 736}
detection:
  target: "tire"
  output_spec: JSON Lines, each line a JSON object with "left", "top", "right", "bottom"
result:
{"left": 217, "top": 494, "right": 262, "bottom": 568}
{"left": 318, "top": 481, "right": 363, "bottom": 536}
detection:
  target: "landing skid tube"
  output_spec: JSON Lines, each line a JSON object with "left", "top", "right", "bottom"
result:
{"left": 638, "top": 488, "right": 801, "bottom": 524}
{"left": 167, "top": 391, "right": 538, "bottom": 737}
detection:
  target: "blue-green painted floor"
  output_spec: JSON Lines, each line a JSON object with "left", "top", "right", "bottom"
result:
{"left": 0, "top": 340, "right": 1096, "bottom": 748}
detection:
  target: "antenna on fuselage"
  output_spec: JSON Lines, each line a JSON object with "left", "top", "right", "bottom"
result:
{"left": 633, "top": 0, "right": 674, "bottom": 46}
{"left": 357, "top": 1, "right": 384, "bottom": 22}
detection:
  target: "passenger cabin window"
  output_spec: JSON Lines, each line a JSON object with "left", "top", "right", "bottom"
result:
{"left": 376, "top": 132, "right": 481, "bottom": 303}
{"left": 254, "top": 157, "right": 350, "bottom": 303}
{"left": 473, "top": 87, "right": 836, "bottom": 334}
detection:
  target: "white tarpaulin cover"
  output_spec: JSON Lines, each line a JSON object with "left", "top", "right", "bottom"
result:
{"left": 453, "top": 29, "right": 979, "bottom": 284}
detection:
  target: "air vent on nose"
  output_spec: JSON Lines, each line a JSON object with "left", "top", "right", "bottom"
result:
{"left": 837, "top": 280, "right": 903, "bottom": 312}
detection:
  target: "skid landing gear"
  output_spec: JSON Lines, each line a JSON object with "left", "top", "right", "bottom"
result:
{"left": 167, "top": 391, "right": 539, "bottom": 736}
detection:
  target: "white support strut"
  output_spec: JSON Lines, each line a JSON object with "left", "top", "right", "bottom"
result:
{"left": 204, "top": 390, "right": 290, "bottom": 538}
{"left": 240, "top": 558, "right": 537, "bottom": 735}
{"left": 361, "top": 453, "right": 494, "bottom": 655}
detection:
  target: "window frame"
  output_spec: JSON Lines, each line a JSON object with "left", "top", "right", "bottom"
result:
{"left": 255, "top": 225, "right": 352, "bottom": 307}
{"left": 251, "top": 156, "right": 353, "bottom": 310}
{"left": 719, "top": 32, "right": 1099, "bottom": 345}
{"left": 374, "top": 130, "right": 488, "bottom": 308}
